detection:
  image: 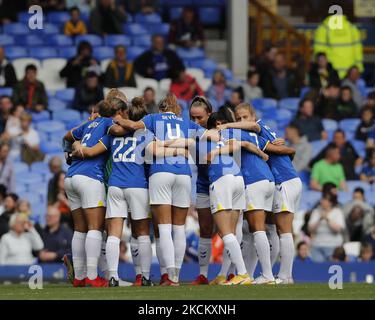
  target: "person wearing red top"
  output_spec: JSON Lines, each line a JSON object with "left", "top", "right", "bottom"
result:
{"left": 170, "top": 69, "right": 204, "bottom": 102}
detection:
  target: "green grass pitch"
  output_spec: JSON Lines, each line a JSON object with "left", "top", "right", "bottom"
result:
{"left": 0, "top": 283, "right": 374, "bottom": 300}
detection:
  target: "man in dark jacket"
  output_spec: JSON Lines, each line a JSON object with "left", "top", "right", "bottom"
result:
{"left": 12, "top": 64, "right": 48, "bottom": 112}
{"left": 134, "top": 35, "right": 184, "bottom": 81}
{"left": 90, "top": 0, "right": 126, "bottom": 35}
{"left": 60, "top": 41, "right": 100, "bottom": 88}
{"left": 309, "top": 52, "right": 340, "bottom": 89}
{"left": 0, "top": 47, "right": 17, "bottom": 88}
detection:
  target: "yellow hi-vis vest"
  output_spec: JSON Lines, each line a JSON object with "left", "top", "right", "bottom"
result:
{"left": 314, "top": 15, "right": 363, "bottom": 79}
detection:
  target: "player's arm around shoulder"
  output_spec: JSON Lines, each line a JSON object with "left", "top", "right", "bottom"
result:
{"left": 71, "top": 140, "right": 107, "bottom": 158}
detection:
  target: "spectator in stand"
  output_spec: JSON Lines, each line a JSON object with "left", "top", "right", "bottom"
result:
{"left": 331, "top": 246, "right": 349, "bottom": 262}
{"left": 170, "top": 69, "right": 204, "bottom": 102}
{"left": 315, "top": 81, "right": 340, "bottom": 119}
{"left": 73, "top": 71, "right": 104, "bottom": 113}
{"left": 336, "top": 86, "right": 358, "bottom": 120}
{"left": 60, "top": 41, "right": 100, "bottom": 88}
{"left": 38, "top": 206, "right": 73, "bottom": 263}
{"left": 0, "top": 193, "right": 19, "bottom": 238}
{"left": 17, "top": 200, "right": 31, "bottom": 217}
{"left": 310, "top": 144, "right": 347, "bottom": 191}
{"left": 3, "top": 105, "right": 23, "bottom": 141}
{"left": 309, "top": 52, "right": 339, "bottom": 90}
{"left": 225, "top": 88, "right": 244, "bottom": 110}
{"left": 358, "top": 242, "right": 373, "bottom": 262}
{"left": 134, "top": 35, "right": 184, "bottom": 81}
{"left": 295, "top": 241, "right": 312, "bottom": 262}
{"left": 12, "top": 64, "right": 48, "bottom": 113}
{"left": 261, "top": 53, "right": 302, "bottom": 99}
{"left": 47, "top": 156, "right": 63, "bottom": 201}
{"left": 121, "top": 0, "right": 159, "bottom": 14}
{"left": 365, "top": 91, "right": 375, "bottom": 109}
{"left": 285, "top": 124, "right": 312, "bottom": 172}
{"left": 90, "top": 0, "right": 126, "bottom": 35}
{"left": 362, "top": 220, "right": 375, "bottom": 259}
{"left": 0, "top": 95, "right": 13, "bottom": 134}
{"left": 206, "top": 70, "right": 232, "bottom": 107}
{"left": 37, "top": 0, "right": 66, "bottom": 11}
{"left": 0, "top": 0, "right": 28, "bottom": 24}
{"left": 104, "top": 45, "right": 136, "bottom": 88}
{"left": 64, "top": 6, "right": 87, "bottom": 36}
{"left": 0, "top": 185, "right": 7, "bottom": 214}
{"left": 242, "top": 70, "right": 263, "bottom": 101}
{"left": 0, "top": 46, "right": 17, "bottom": 88}
{"left": 355, "top": 106, "right": 374, "bottom": 142}
{"left": 169, "top": 7, "right": 205, "bottom": 49}
{"left": 143, "top": 87, "right": 158, "bottom": 114}
{"left": 0, "top": 213, "right": 43, "bottom": 265}
{"left": 341, "top": 66, "right": 364, "bottom": 109}
{"left": 360, "top": 149, "right": 375, "bottom": 184}
{"left": 291, "top": 98, "right": 327, "bottom": 142}
{"left": 48, "top": 171, "right": 71, "bottom": 227}
{"left": 344, "top": 188, "right": 374, "bottom": 241}
{"left": 257, "top": 45, "right": 278, "bottom": 88}
{"left": 0, "top": 143, "right": 14, "bottom": 193}
{"left": 10, "top": 112, "right": 44, "bottom": 165}
{"left": 308, "top": 193, "right": 345, "bottom": 262}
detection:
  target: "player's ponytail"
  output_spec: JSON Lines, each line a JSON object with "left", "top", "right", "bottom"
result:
{"left": 158, "top": 93, "right": 181, "bottom": 116}
{"left": 129, "top": 96, "right": 148, "bottom": 121}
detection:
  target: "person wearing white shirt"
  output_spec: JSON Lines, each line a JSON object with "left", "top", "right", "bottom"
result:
{"left": 0, "top": 213, "right": 44, "bottom": 265}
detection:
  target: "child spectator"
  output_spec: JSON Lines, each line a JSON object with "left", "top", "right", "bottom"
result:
{"left": 315, "top": 82, "right": 340, "bottom": 119}
{"left": 225, "top": 88, "right": 244, "bottom": 110}
{"left": 295, "top": 241, "right": 312, "bottom": 262}
{"left": 242, "top": 70, "right": 263, "bottom": 101}
{"left": 64, "top": 6, "right": 87, "bottom": 36}
{"left": 341, "top": 66, "right": 364, "bottom": 109}
{"left": 358, "top": 242, "right": 373, "bottom": 262}
{"left": 206, "top": 70, "right": 232, "bottom": 107}
{"left": 355, "top": 106, "right": 374, "bottom": 142}
{"left": 336, "top": 86, "right": 358, "bottom": 120}
{"left": 360, "top": 149, "right": 375, "bottom": 183}
{"left": 331, "top": 246, "right": 349, "bottom": 262}
{"left": 170, "top": 69, "right": 203, "bottom": 102}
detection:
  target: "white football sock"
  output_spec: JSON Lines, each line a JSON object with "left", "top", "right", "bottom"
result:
{"left": 158, "top": 224, "right": 175, "bottom": 280}
{"left": 198, "top": 237, "right": 211, "bottom": 277}
{"left": 155, "top": 237, "right": 167, "bottom": 275}
{"left": 98, "top": 238, "right": 108, "bottom": 279}
{"left": 222, "top": 233, "right": 247, "bottom": 275}
{"left": 278, "top": 233, "right": 294, "bottom": 280}
{"left": 241, "top": 232, "right": 258, "bottom": 278}
{"left": 85, "top": 230, "right": 103, "bottom": 280}
{"left": 266, "top": 224, "right": 280, "bottom": 266}
{"left": 218, "top": 249, "right": 231, "bottom": 276}
{"left": 172, "top": 225, "right": 186, "bottom": 270}
{"left": 106, "top": 236, "right": 120, "bottom": 280}
{"left": 130, "top": 236, "right": 141, "bottom": 275}
{"left": 253, "top": 231, "right": 274, "bottom": 280}
{"left": 138, "top": 235, "right": 152, "bottom": 280}
{"left": 72, "top": 231, "right": 87, "bottom": 280}
{"left": 235, "top": 216, "right": 243, "bottom": 244}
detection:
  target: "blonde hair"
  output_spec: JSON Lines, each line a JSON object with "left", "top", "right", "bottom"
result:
{"left": 20, "top": 112, "right": 32, "bottom": 122}
{"left": 235, "top": 102, "right": 256, "bottom": 118}
{"left": 9, "top": 213, "right": 27, "bottom": 229}
{"left": 158, "top": 93, "right": 181, "bottom": 116}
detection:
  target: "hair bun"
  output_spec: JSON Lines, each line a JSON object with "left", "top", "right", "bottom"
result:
{"left": 131, "top": 96, "right": 145, "bottom": 108}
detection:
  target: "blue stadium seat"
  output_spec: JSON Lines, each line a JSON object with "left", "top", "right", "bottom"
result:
{"left": 93, "top": 46, "right": 114, "bottom": 61}
{"left": 4, "top": 23, "right": 30, "bottom": 35}
{"left": 176, "top": 47, "right": 205, "bottom": 62}
{"left": 298, "top": 170, "right": 310, "bottom": 187}
{"left": 46, "top": 34, "right": 73, "bottom": 46}
{"left": 177, "top": 99, "right": 188, "bottom": 110}
{"left": 66, "top": 119, "right": 83, "bottom": 130}
{"left": 190, "top": 59, "right": 218, "bottom": 76}
{"left": 221, "top": 68, "right": 233, "bottom": 81}
{"left": 49, "top": 129, "right": 67, "bottom": 142}
{"left": 4, "top": 46, "right": 28, "bottom": 60}
{"left": 55, "top": 88, "right": 75, "bottom": 103}
{"left": 133, "top": 35, "right": 151, "bottom": 48}
{"left": 123, "top": 23, "right": 149, "bottom": 36}
{"left": 146, "top": 23, "right": 170, "bottom": 36}
{"left": 0, "top": 87, "right": 13, "bottom": 96}
{"left": 263, "top": 119, "right": 278, "bottom": 132}
{"left": 58, "top": 46, "right": 76, "bottom": 59}
{"left": 15, "top": 172, "right": 44, "bottom": 186}
{"left": 299, "top": 86, "right": 311, "bottom": 98}
{"left": 276, "top": 109, "right": 293, "bottom": 128}
{"left": 18, "top": 11, "right": 45, "bottom": 23}
{"left": 346, "top": 180, "right": 371, "bottom": 194}
{"left": 75, "top": 34, "right": 103, "bottom": 47}
{"left": 29, "top": 47, "right": 58, "bottom": 60}
{"left": 48, "top": 98, "right": 68, "bottom": 112}
{"left": 52, "top": 109, "right": 81, "bottom": 125}
{"left": 105, "top": 35, "right": 131, "bottom": 47}
{"left": 126, "top": 47, "right": 146, "bottom": 61}
{"left": 250, "top": 98, "right": 278, "bottom": 113}
{"left": 14, "top": 162, "right": 29, "bottom": 175}
{"left": 134, "top": 13, "right": 162, "bottom": 24}
{"left": 198, "top": 7, "right": 222, "bottom": 25}
{"left": 31, "top": 110, "right": 50, "bottom": 123}
{"left": 279, "top": 98, "right": 300, "bottom": 113}
{"left": 40, "top": 140, "right": 63, "bottom": 154}
{"left": 14, "top": 182, "right": 28, "bottom": 194}
{"left": 15, "top": 34, "right": 45, "bottom": 46}
{"left": 339, "top": 119, "right": 361, "bottom": 133}
{"left": 351, "top": 139, "right": 366, "bottom": 158}
{"left": 30, "top": 161, "right": 49, "bottom": 175}
{"left": 338, "top": 191, "right": 352, "bottom": 204}
{"left": 0, "top": 35, "right": 15, "bottom": 46}
{"left": 169, "top": 7, "right": 184, "bottom": 20}
{"left": 35, "top": 120, "right": 66, "bottom": 134}
{"left": 47, "top": 11, "right": 70, "bottom": 24}
{"left": 81, "top": 112, "right": 90, "bottom": 121}
{"left": 322, "top": 119, "right": 338, "bottom": 132}
{"left": 301, "top": 190, "right": 321, "bottom": 210}
{"left": 40, "top": 23, "right": 60, "bottom": 34}
{"left": 310, "top": 139, "right": 329, "bottom": 158}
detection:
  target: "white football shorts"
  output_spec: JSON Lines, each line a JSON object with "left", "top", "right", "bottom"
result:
{"left": 196, "top": 193, "right": 210, "bottom": 209}
{"left": 272, "top": 177, "right": 302, "bottom": 214}
{"left": 245, "top": 180, "right": 275, "bottom": 212}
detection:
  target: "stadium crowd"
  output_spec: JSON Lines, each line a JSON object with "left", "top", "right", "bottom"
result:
{"left": 0, "top": 0, "right": 374, "bottom": 269}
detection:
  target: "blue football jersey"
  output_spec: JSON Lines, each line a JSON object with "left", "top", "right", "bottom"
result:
{"left": 66, "top": 117, "right": 113, "bottom": 182}
{"left": 257, "top": 119, "right": 298, "bottom": 184}
{"left": 100, "top": 130, "right": 154, "bottom": 189}
{"left": 195, "top": 138, "right": 210, "bottom": 195}
{"left": 141, "top": 112, "right": 206, "bottom": 176}
{"left": 222, "top": 128, "right": 274, "bottom": 185}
